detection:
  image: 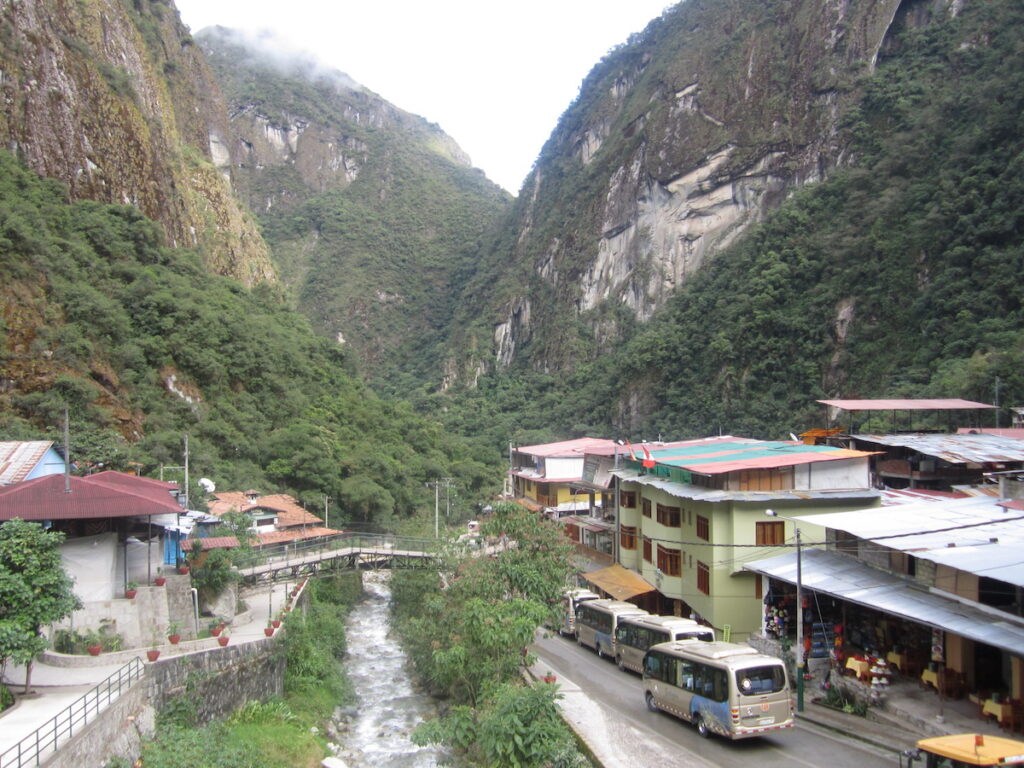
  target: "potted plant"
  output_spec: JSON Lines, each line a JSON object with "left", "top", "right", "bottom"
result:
{"left": 167, "top": 621, "right": 181, "bottom": 644}
{"left": 124, "top": 580, "right": 138, "bottom": 599}
{"left": 217, "top": 631, "right": 230, "bottom": 647}
{"left": 86, "top": 629, "right": 103, "bottom": 657}
{"left": 147, "top": 648, "right": 161, "bottom": 662}
{"left": 209, "top": 618, "right": 222, "bottom": 637}
{"left": 271, "top": 618, "right": 281, "bottom": 629}
{"left": 177, "top": 564, "right": 190, "bottom": 575}
{"left": 154, "top": 568, "right": 166, "bottom": 587}
{"left": 264, "top": 623, "right": 275, "bottom": 637}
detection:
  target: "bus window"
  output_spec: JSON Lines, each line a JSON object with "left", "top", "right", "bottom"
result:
{"left": 644, "top": 652, "right": 661, "bottom": 679}
{"left": 737, "top": 665, "right": 786, "bottom": 695}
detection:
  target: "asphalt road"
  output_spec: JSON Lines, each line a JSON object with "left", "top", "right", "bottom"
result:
{"left": 532, "top": 632, "right": 902, "bottom": 768}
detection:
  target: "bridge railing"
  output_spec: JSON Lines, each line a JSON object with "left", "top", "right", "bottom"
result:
{"left": 232, "top": 531, "right": 439, "bottom": 573}
{"left": 0, "top": 658, "right": 144, "bottom": 768}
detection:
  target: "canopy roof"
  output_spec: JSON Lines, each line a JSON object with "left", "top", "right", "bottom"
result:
{"left": 581, "top": 563, "right": 656, "bottom": 601}
{"left": 819, "top": 398, "right": 996, "bottom": 411}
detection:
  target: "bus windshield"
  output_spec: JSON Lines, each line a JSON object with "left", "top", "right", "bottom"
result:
{"left": 736, "top": 665, "right": 786, "bottom": 695}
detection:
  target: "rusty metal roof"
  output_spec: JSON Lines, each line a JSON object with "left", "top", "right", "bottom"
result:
{"left": 819, "top": 398, "right": 996, "bottom": 411}
{"left": 0, "top": 441, "right": 56, "bottom": 485}
{"left": 0, "top": 472, "right": 181, "bottom": 520}
{"left": 852, "top": 432, "right": 1024, "bottom": 464}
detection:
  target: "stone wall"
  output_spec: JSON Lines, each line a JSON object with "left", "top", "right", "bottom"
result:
{"left": 44, "top": 635, "right": 284, "bottom": 766}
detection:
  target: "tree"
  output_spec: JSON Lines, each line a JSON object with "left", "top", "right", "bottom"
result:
{"left": 0, "top": 519, "right": 82, "bottom": 693}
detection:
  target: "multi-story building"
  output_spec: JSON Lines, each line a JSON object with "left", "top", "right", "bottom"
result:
{"left": 603, "top": 436, "right": 878, "bottom": 640}
{"left": 508, "top": 438, "right": 616, "bottom": 514}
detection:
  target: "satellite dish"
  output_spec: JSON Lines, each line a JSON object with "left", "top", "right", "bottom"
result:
{"left": 198, "top": 478, "right": 216, "bottom": 493}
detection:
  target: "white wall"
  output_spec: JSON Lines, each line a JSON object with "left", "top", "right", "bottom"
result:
{"left": 794, "top": 458, "right": 871, "bottom": 490}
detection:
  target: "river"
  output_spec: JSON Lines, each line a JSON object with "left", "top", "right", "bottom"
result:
{"left": 338, "top": 570, "right": 446, "bottom": 767}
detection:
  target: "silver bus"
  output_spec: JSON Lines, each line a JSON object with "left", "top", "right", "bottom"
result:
{"left": 575, "top": 599, "right": 648, "bottom": 658}
{"left": 614, "top": 615, "right": 714, "bottom": 673}
{"left": 557, "top": 588, "right": 600, "bottom": 636}
{"left": 642, "top": 641, "right": 794, "bottom": 739}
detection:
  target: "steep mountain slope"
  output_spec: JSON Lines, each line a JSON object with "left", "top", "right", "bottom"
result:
{"left": 196, "top": 28, "right": 511, "bottom": 381}
{"left": 0, "top": 0, "right": 273, "bottom": 285}
{"left": 444, "top": 0, "right": 907, "bottom": 379}
{"left": 442, "top": 0, "right": 1024, "bottom": 443}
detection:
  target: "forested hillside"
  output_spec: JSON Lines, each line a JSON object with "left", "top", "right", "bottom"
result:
{"left": 0, "top": 151, "right": 497, "bottom": 524}
{"left": 197, "top": 28, "right": 511, "bottom": 385}
{"left": 438, "top": 0, "right": 1024, "bottom": 443}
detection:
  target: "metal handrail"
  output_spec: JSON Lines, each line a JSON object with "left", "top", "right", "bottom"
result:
{"left": 0, "top": 657, "right": 144, "bottom": 768}
{"left": 232, "top": 532, "right": 439, "bottom": 572}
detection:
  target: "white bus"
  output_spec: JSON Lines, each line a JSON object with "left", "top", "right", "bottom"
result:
{"left": 556, "top": 588, "right": 600, "bottom": 636}
{"left": 642, "top": 641, "right": 794, "bottom": 740}
{"left": 614, "top": 615, "right": 714, "bottom": 673}
{"left": 575, "top": 599, "right": 648, "bottom": 658}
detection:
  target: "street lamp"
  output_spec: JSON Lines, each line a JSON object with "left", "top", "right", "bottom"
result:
{"left": 765, "top": 509, "right": 804, "bottom": 712}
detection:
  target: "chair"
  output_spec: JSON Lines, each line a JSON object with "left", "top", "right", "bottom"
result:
{"left": 1003, "top": 699, "right": 1024, "bottom": 734}
{"left": 938, "top": 669, "right": 964, "bottom": 699}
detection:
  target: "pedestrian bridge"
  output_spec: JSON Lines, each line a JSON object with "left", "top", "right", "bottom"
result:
{"left": 235, "top": 533, "right": 440, "bottom": 586}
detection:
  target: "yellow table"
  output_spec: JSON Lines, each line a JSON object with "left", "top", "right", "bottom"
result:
{"left": 983, "top": 698, "right": 1011, "bottom": 723}
{"left": 846, "top": 657, "right": 871, "bottom": 680}
{"left": 921, "top": 668, "right": 939, "bottom": 689}
{"left": 886, "top": 651, "right": 906, "bottom": 671}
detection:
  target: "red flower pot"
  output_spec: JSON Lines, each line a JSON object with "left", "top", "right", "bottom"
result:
{"left": 210, "top": 627, "right": 221, "bottom": 637}
{"left": 168, "top": 635, "right": 181, "bottom": 644}
{"left": 147, "top": 650, "right": 160, "bottom": 662}
{"left": 125, "top": 589, "right": 137, "bottom": 599}
{"left": 154, "top": 577, "right": 166, "bottom": 586}
{"left": 178, "top": 565, "right": 190, "bottom": 575}
{"left": 217, "top": 636, "right": 229, "bottom": 647}
{"left": 264, "top": 627, "right": 274, "bottom": 637}
{"left": 271, "top": 619, "right": 281, "bottom": 628}
{"left": 87, "top": 645, "right": 103, "bottom": 657}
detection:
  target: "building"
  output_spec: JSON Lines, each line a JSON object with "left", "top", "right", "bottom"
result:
{"left": 745, "top": 496, "right": 1024, "bottom": 702}
{"left": 603, "top": 436, "right": 879, "bottom": 640}
{"left": 205, "top": 490, "right": 339, "bottom": 547}
{"left": 508, "top": 438, "right": 616, "bottom": 515}
{"left": 0, "top": 440, "right": 68, "bottom": 485}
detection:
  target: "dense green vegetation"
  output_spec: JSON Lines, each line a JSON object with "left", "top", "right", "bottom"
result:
{"left": 198, "top": 29, "right": 511, "bottom": 388}
{"left": 0, "top": 150, "right": 500, "bottom": 524}
{"left": 136, "top": 571, "right": 361, "bottom": 768}
{"left": 439, "top": 0, "right": 1024, "bottom": 442}
{"left": 392, "top": 503, "right": 588, "bottom": 767}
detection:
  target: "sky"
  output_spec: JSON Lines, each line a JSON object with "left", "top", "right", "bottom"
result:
{"left": 172, "top": 1, "right": 672, "bottom": 194}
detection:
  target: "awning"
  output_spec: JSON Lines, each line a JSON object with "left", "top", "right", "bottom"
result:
{"left": 581, "top": 563, "right": 656, "bottom": 602}
{"left": 745, "top": 549, "right": 1024, "bottom": 657}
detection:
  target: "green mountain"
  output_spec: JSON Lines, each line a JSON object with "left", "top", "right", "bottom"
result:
{"left": 438, "top": 0, "right": 1024, "bottom": 441}
{"left": 195, "top": 27, "right": 511, "bottom": 384}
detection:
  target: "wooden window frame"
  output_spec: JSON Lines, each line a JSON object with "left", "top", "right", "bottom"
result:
{"left": 620, "top": 525, "right": 637, "bottom": 550}
{"left": 756, "top": 521, "right": 785, "bottom": 547}
{"left": 657, "top": 545, "right": 681, "bottom": 577}
{"left": 696, "top": 515, "right": 709, "bottom": 541}
{"left": 656, "top": 503, "right": 681, "bottom": 527}
{"left": 697, "top": 561, "right": 710, "bottom": 595}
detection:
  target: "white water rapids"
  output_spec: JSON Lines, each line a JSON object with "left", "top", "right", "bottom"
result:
{"left": 338, "top": 570, "right": 446, "bottom": 767}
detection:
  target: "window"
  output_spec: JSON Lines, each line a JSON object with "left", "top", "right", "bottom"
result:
{"left": 656, "top": 504, "right": 681, "bottom": 527}
{"left": 756, "top": 521, "right": 785, "bottom": 546}
{"left": 657, "top": 545, "right": 681, "bottom": 577}
{"left": 642, "top": 498, "right": 652, "bottom": 518}
{"left": 619, "top": 490, "right": 637, "bottom": 508}
{"left": 621, "top": 525, "right": 637, "bottom": 550}
{"left": 697, "top": 561, "right": 710, "bottom": 594}
{"left": 643, "top": 537, "right": 652, "bottom": 563}
{"left": 696, "top": 515, "right": 709, "bottom": 541}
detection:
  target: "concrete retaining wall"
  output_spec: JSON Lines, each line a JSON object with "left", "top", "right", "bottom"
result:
{"left": 44, "top": 636, "right": 284, "bottom": 767}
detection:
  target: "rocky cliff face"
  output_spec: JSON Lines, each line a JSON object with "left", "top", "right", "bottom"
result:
{"left": 478, "top": 0, "right": 925, "bottom": 375}
{"left": 0, "top": 0, "right": 274, "bottom": 285}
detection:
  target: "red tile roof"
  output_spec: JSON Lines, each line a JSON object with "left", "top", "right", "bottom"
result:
{"left": 184, "top": 536, "right": 240, "bottom": 550}
{"left": 515, "top": 438, "right": 616, "bottom": 457}
{"left": 257, "top": 527, "right": 339, "bottom": 545}
{"left": 0, "top": 472, "right": 182, "bottom": 520}
{"left": 208, "top": 491, "right": 322, "bottom": 527}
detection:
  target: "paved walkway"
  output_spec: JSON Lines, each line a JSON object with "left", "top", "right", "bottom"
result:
{"left": 0, "top": 581, "right": 294, "bottom": 762}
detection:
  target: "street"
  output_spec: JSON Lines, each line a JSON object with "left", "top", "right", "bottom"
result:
{"left": 532, "top": 632, "right": 901, "bottom": 768}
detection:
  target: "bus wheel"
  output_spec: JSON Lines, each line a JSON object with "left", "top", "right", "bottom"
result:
{"left": 645, "top": 692, "right": 658, "bottom": 713}
{"left": 695, "top": 715, "right": 711, "bottom": 739}
{"left": 616, "top": 655, "right": 624, "bottom": 671}
{"left": 596, "top": 644, "right": 604, "bottom": 659}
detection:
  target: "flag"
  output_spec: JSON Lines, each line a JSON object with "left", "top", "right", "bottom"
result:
{"left": 641, "top": 444, "right": 655, "bottom": 469}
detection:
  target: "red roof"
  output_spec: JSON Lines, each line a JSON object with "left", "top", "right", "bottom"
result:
{"left": 185, "top": 536, "right": 240, "bottom": 550}
{"left": 819, "top": 398, "right": 996, "bottom": 411}
{"left": 0, "top": 472, "right": 182, "bottom": 521}
{"left": 257, "top": 526, "right": 339, "bottom": 545}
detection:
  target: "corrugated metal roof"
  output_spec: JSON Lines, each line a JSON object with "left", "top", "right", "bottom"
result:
{"left": 745, "top": 548, "right": 1024, "bottom": 656}
{"left": 792, "top": 496, "right": 1024, "bottom": 586}
{"left": 610, "top": 468, "right": 880, "bottom": 504}
{"left": 819, "top": 398, "right": 997, "bottom": 410}
{"left": 638, "top": 439, "right": 874, "bottom": 475}
{"left": 0, "top": 472, "right": 183, "bottom": 520}
{"left": 852, "top": 432, "right": 1024, "bottom": 464}
{"left": 0, "top": 441, "right": 55, "bottom": 485}
{"left": 582, "top": 564, "right": 656, "bottom": 601}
